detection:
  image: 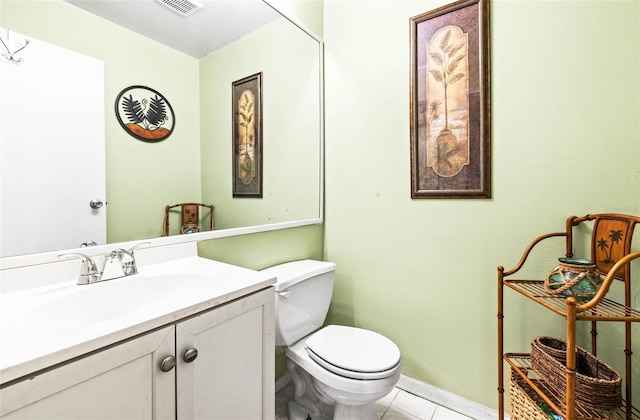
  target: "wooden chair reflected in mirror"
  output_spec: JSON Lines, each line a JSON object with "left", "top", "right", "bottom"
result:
{"left": 161, "top": 203, "right": 214, "bottom": 237}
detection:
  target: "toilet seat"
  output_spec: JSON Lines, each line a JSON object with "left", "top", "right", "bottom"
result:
{"left": 305, "top": 325, "right": 401, "bottom": 380}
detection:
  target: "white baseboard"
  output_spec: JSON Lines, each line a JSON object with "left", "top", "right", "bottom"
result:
{"left": 396, "top": 375, "right": 499, "bottom": 420}
{"left": 276, "top": 373, "right": 500, "bottom": 420}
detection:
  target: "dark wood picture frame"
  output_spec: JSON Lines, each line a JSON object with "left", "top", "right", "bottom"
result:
{"left": 232, "top": 72, "right": 263, "bottom": 198}
{"left": 410, "top": 0, "right": 491, "bottom": 198}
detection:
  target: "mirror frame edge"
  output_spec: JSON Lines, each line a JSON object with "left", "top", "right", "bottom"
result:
{"left": 0, "top": 0, "right": 324, "bottom": 270}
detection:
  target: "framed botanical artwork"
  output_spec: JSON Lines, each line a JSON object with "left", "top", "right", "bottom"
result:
{"left": 410, "top": 0, "right": 491, "bottom": 198}
{"left": 115, "top": 85, "right": 175, "bottom": 142}
{"left": 232, "top": 72, "right": 263, "bottom": 198}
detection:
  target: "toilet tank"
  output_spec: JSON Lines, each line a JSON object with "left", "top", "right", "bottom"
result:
{"left": 262, "top": 260, "right": 336, "bottom": 346}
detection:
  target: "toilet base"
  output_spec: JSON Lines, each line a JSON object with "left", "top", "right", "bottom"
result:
{"left": 286, "top": 356, "right": 388, "bottom": 420}
{"left": 288, "top": 399, "right": 378, "bottom": 420}
{"left": 287, "top": 399, "right": 331, "bottom": 420}
{"left": 333, "top": 402, "right": 378, "bottom": 420}
{"left": 287, "top": 359, "right": 335, "bottom": 419}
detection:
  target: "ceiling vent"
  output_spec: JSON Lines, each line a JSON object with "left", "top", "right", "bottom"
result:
{"left": 156, "top": 0, "right": 204, "bottom": 16}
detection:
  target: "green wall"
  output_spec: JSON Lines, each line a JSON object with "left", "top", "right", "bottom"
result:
{"left": 324, "top": 0, "right": 640, "bottom": 410}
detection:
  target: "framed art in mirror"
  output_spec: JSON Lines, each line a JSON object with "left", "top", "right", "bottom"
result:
{"left": 410, "top": 0, "right": 491, "bottom": 198}
{"left": 232, "top": 72, "right": 263, "bottom": 198}
{"left": 115, "top": 85, "right": 175, "bottom": 143}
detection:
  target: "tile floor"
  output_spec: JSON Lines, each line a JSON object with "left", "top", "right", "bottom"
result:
{"left": 276, "top": 382, "right": 474, "bottom": 420}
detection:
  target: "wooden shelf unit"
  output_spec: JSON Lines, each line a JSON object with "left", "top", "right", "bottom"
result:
{"left": 497, "top": 214, "right": 640, "bottom": 420}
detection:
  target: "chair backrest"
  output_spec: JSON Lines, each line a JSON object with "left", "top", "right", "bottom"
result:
{"left": 566, "top": 213, "right": 640, "bottom": 282}
{"left": 162, "top": 202, "right": 215, "bottom": 236}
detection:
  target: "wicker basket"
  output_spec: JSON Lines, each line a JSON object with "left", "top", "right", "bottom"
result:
{"left": 531, "top": 336, "right": 621, "bottom": 411}
{"left": 509, "top": 371, "right": 555, "bottom": 420}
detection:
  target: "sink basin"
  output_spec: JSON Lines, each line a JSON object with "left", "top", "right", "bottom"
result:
{"left": 1, "top": 268, "right": 228, "bottom": 331}
{"left": 22, "top": 273, "right": 214, "bottom": 327}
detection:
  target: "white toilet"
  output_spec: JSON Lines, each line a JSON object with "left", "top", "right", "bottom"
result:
{"left": 263, "top": 260, "right": 402, "bottom": 420}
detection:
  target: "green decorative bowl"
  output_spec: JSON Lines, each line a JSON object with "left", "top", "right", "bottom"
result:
{"left": 544, "top": 258, "right": 604, "bottom": 300}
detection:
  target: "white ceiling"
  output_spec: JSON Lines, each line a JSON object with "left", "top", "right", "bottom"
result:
{"left": 64, "top": 0, "right": 280, "bottom": 58}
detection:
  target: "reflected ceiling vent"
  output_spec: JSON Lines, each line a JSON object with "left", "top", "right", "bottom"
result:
{"left": 156, "top": 0, "right": 204, "bottom": 16}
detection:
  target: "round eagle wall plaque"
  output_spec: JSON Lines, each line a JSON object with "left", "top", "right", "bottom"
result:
{"left": 115, "top": 85, "right": 175, "bottom": 142}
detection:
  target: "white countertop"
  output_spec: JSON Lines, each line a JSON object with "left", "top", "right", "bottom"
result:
{"left": 0, "top": 243, "right": 275, "bottom": 385}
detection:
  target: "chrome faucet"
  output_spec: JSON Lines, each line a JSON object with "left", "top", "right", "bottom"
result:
{"left": 58, "top": 252, "right": 101, "bottom": 284}
{"left": 59, "top": 242, "right": 150, "bottom": 285}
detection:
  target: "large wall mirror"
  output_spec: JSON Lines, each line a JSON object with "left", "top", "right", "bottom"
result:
{"left": 0, "top": 0, "right": 323, "bottom": 264}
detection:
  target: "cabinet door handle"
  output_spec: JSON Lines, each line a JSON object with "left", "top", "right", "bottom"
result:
{"left": 160, "top": 355, "right": 177, "bottom": 372}
{"left": 183, "top": 348, "right": 199, "bottom": 363}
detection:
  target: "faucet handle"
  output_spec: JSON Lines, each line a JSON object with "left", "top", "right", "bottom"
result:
{"left": 58, "top": 253, "right": 101, "bottom": 285}
{"left": 122, "top": 242, "right": 150, "bottom": 276}
{"left": 127, "top": 241, "right": 151, "bottom": 254}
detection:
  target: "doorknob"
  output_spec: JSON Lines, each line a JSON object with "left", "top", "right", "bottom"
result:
{"left": 89, "top": 199, "right": 104, "bottom": 209}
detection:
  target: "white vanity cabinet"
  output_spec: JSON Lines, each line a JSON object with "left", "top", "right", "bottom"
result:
{"left": 176, "top": 287, "right": 275, "bottom": 419}
{"left": 0, "top": 326, "right": 176, "bottom": 419}
{"left": 0, "top": 287, "right": 275, "bottom": 420}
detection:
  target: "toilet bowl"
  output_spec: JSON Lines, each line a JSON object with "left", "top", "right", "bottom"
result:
{"left": 287, "top": 325, "right": 402, "bottom": 420}
{"left": 262, "top": 260, "right": 402, "bottom": 420}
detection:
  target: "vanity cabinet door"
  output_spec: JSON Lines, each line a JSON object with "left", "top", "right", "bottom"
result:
{"left": 0, "top": 326, "right": 176, "bottom": 420}
{"left": 176, "top": 287, "right": 275, "bottom": 420}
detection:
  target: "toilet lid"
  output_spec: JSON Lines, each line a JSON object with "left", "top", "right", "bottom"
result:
{"left": 305, "top": 325, "right": 401, "bottom": 380}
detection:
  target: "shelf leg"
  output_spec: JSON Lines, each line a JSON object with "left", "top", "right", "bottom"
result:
{"left": 566, "top": 298, "right": 577, "bottom": 420}
{"left": 590, "top": 320, "right": 597, "bottom": 356}
{"left": 625, "top": 321, "right": 632, "bottom": 419}
{"left": 497, "top": 266, "right": 505, "bottom": 419}
{"left": 625, "top": 277, "right": 633, "bottom": 420}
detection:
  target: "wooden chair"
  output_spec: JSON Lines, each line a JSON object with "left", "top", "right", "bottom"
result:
{"left": 161, "top": 203, "right": 214, "bottom": 237}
